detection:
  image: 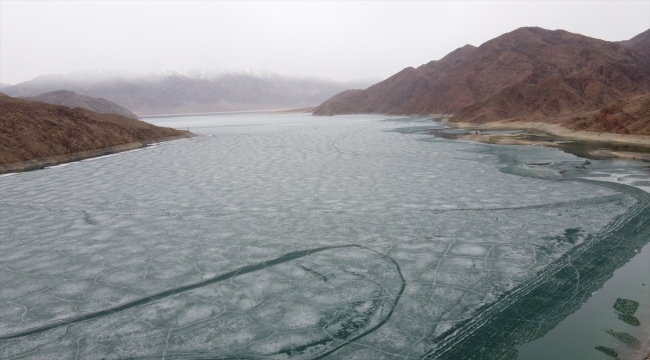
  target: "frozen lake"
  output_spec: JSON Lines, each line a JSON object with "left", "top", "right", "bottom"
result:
{"left": 1, "top": 113, "right": 648, "bottom": 359}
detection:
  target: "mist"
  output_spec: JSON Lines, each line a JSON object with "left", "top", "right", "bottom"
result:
{"left": 1, "top": 1, "right": 649, "bottom": 85}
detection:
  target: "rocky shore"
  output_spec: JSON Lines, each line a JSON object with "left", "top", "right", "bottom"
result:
{"left": 446, "top": 119, "right": 650, "bottom": 161}
{"left": 0, "top": 132, "right": 194, "bottom": 175}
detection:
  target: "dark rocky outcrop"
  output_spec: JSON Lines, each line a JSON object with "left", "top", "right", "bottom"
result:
{"left": 563, "top": 93, "right": 650, "bottom": 135}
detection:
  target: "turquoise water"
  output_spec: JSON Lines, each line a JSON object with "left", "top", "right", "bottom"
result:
{"left": 0, "top": 114, "right": 648, "bottom": 359}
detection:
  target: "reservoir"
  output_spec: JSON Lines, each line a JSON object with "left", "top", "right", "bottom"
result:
{"left": 1, "top": 113, "right": 648, "bottom": 359}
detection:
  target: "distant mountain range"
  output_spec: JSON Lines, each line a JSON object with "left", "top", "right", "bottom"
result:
{"left": 26, "top": 90, "right": 139, "bottom": 119}
{"left": 313, "top": 27, "right": 650, "bottom": 135}
{"left": 2, "top": 70, "right": 377, "bottom": 115}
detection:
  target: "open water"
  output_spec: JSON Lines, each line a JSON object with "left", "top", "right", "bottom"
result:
{"left": 0, "top": 113, "right": 648, "bottom": 359}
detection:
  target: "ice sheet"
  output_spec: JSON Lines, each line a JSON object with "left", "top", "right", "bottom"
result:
{"left": 1, "top": 113, "right": 648, "bottom": 358}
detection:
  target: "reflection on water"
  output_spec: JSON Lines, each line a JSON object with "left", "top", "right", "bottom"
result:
{"left": 0, "top": 114, "right": 648, "bottom": 358}
{"left": 516, "top": 241, "right": 649, "bottom": 360}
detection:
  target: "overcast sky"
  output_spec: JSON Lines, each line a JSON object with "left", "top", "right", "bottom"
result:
{"left": 1, "top": 1, "right": 649, "bottom": 85}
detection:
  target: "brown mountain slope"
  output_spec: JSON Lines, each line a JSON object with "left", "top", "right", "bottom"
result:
{"left": 562, "top": 93, "right": 650, "bottom": 135}
{"left": 314, "top": 27, "right": 650, "bottom": 127}
{"left": 0, "top": 93, "right": 188, "bottom": 165}
{"left": 311, "top": 89, "right": 364, "bottom": 116}
{"left": 28, "top": 90, "right": 139, "bottom": 119}
{"left": 619, "top": 28, "right": 650, "bottom": 55}
{"left": 451, "top": 76, "right": 629, "bottom": 123}
{"left": 618, "top": 28, "right": 650, "bottom": 74}
{"left": 313, "top": 44, "right": 477, "bottom": 115}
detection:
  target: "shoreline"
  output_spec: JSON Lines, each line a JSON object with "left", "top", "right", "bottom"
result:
{"left": 447, "top": 119, "right": 650, "bottom": 146}
{"left": 267, "top": 106, "right": 317, "bottom": 114}
{"left": 0, "top": 132, "right": 195, "bottom": 175}
{"left": 443, "top": 119, "right": 650, "bottom": 161}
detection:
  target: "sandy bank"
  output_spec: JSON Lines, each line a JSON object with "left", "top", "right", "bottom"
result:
{"left": 444, "top": 119, "right": 650, "bottom": 160}
{"left": 459, "top": 133, "right": 560, "bottom": 147}
{"left": 0, "top": 132, "right": 195, "bottom": 175}
{"left": 449, "top": 119, "right": 650, "bottom": 145}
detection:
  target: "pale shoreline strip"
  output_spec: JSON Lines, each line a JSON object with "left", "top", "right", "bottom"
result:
{"left": 446, "top": 119, "right": 650, "bottom": 146}
{"left": 443, "top": 119, "right": 650, "bottom": 161}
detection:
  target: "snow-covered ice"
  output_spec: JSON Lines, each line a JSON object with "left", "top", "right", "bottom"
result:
{"left": 1, "top": 113, "right": 648, "bottom": 359}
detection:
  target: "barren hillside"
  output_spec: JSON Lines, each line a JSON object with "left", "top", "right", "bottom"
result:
{"left": 0, "top": 93, "right": 188, "bottom": 165}
{"left": 313, "top": 27, "right": 650, "bottom": 135}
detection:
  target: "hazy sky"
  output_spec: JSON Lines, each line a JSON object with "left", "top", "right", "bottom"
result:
{"left": 1, "top": 1, "right": 649, "bottom": 84}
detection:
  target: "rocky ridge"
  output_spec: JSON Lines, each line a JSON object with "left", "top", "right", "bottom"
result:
{"left": 313, "top": 27, "right": 650, "bottom": 136}
{"left": 0, "top": 93, "right": 191, "bottom": 171}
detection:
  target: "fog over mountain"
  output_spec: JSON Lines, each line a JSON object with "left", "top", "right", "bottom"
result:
{"left": 27, "top": 90, "right": 139, "bottom": 120}
{"left": 2, "top": 69, "right": 378, "bottom": 115}
{"left": 3, "top": 2, "right": 648, "bottom": 86}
